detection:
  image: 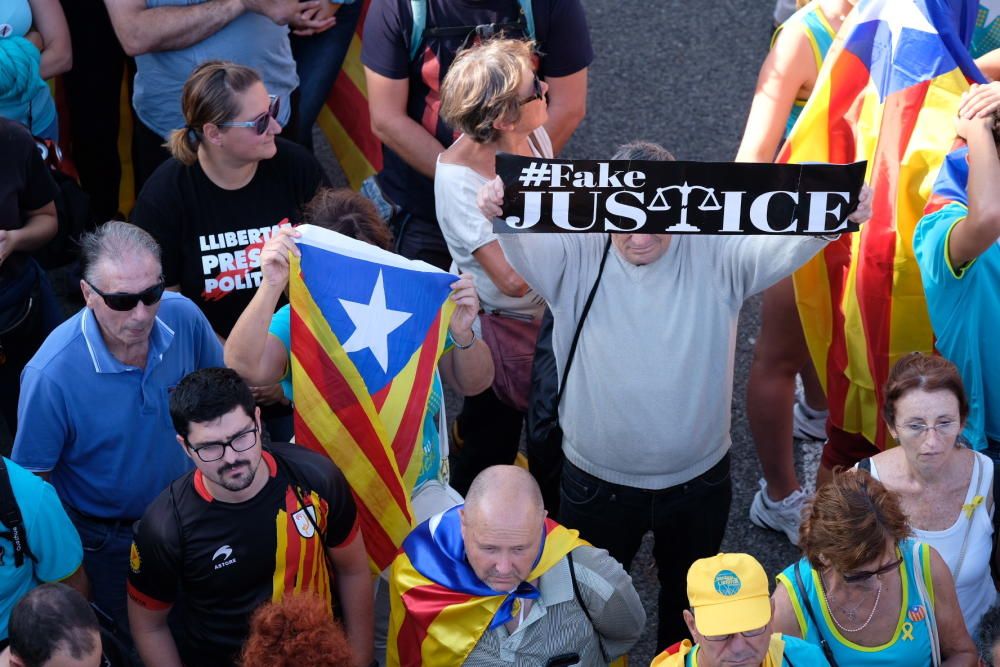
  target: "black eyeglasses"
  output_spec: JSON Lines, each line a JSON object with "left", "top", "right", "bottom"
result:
{"left": 185, "top": 424, "right": 258, "bottom": 463}
{"left": 218, "top": 95, "right": 280, "bottom": 135}
{"left": 702, "top": 625, "right": 769, "bottom": 642}
{"left": 518, "top": 73, "right": 544, "bottom": 106}
{"left": 86, "top": 279, "right": 165, "bottom": 312}
{"left": 842, "top": 556, "right": 903, "bottom": 584}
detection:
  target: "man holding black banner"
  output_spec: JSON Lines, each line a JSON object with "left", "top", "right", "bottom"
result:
{"left": 477, "top": 140, "right": 871, "bottom": 648}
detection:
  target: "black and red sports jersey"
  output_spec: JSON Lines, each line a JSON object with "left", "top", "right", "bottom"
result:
{"left": 127, "top": 443, "right": 358, "bottom": 667}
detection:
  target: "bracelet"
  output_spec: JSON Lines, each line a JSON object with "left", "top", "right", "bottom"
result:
{"left": 452, "top": 329, "right": 476, "bottom": 350}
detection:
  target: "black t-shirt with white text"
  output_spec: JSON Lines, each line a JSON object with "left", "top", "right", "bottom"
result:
{"left": 361, "top": 0, "right": 593, "bottom": 220}
{"left": 126, "top": 443, "right": 358, "bottom": 667}
{"left": 131, "top": 138, "right": 324, "bottom": 336}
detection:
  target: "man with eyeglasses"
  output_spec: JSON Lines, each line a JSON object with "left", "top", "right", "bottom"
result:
{"left": 651, "top": 554, "right": 828, "bottom": 667}
{"left": 11, "top": 221, "right": 223, "bottom": 639}
{"left": 126, "top": 367, "right": 372, "bottom": 667}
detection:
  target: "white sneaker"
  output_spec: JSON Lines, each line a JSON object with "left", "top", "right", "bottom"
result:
{"left": 792, "top": 386, "right": 828, "bottom": 441}
{"left": 749, "top": 479, "right": 807, "bottom": 546}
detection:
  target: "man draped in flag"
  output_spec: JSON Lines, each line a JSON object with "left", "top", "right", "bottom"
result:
{"left": 388, "top": 465, "right": 644, "bottom": 667}
{"left": 914, "top": 82, "right": 1000, "bottom": 453}
{"left": 778, "top": 0, "right": 986, "bottom": 481}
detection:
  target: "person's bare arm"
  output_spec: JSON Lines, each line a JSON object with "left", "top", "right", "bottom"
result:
{"left": 437, "top": 274, "right": 493, "bottom": 396}
{"left": 542, "top": 69, "right": 587, "bottom": 155}
{"left": 328, "top": 536, "right": 374, "bottom": 667}
{"left": 976, "top": 47, "right": 1000, "bottom": 81}
{"left": 128, "top": 601, "right": 183, "bottom": 667}
{"left": 0, "top": 201, "right": 57, "bottom": 266}
{"left": 736, "top": 27, "right": 816, "bottom": 162}
{"left": 225, "top": 227, "right": 299, "bottom": 386}
{"left": 770, "top": 581, "right": 805, "bottom": 638}
{"left": 365, "top": 68, "right": 445, "bottom": 179}
{"left": 28, "top": 0, "right": 72, "bottom": 78}
{"left": 59, "top": 566, "right": 91, "bottom": 601}
{"left": 471, "top": 241, "right": 530, "bottom": 297}
{"left": 931, "top": 548, "right": 978, "bottom": 665}
{"left": 104, "top": 0, "right": 324, "bottom": 57}
{"left": 947, "top": 85, "right": 1000, "bottom": 268}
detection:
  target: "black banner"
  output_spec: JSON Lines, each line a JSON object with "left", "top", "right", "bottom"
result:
{"left": 494, "top": 154, "right": 867, "bottom": 235}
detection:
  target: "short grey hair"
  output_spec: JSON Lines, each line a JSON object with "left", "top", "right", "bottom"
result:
{"left": 977, "top": 605, "right": 1000, "bottom": 664}
{"left": 80, "top": 221, "right": 162, "bottom": 285}
{"left": 611, "top": 140, "right": 675, "bottom": 162}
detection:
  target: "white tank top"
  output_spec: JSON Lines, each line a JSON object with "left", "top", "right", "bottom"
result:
{"left": 868, "top": 451, "right": 998, "bottom": 634}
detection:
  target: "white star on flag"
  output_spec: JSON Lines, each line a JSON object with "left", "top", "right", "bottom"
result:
{"left": 338, "top": 270, "right": 412, "bottom": 373}
{"left": 879, "top": 0, "right": 937, "bottom": 59}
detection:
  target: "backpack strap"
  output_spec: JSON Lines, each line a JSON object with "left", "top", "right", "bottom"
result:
{"left": 0, "top": 457, "right": 37, "bottom": 568}
{"left": 408, "top": 0, "right": 427, "bottom": 61}
{"left": 408, "top": 0, "right": 535, "bottom": 61}
{"left": 556, "top": 236, "right": 612, "bottom": 410}
{"left": 793, "top": 561, "right": 839, "bottom": 667}
{"left": 518, "top": 0, "right": 535, "bottom": 41}
{"left": 566, "top": 550, "right": 609, "bottom": 663}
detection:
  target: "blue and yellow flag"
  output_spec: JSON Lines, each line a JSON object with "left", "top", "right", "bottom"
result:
{"left": 387, "top": 506, "right": 588, "bottom": 667}
{"left": 289, "top": 225, "right": 455, "bottom": 572}
{"left": 779, "top": 0, "right": 984, "bottom": 448}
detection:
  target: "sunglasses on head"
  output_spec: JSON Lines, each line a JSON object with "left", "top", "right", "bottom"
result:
{"left": 518, "top": 73, "right": 544, "bottom": 106}
{"left": 217, "top": 94, "right": 280, "bottom": 135}
{"left": 86, "top": 279, "right": 166, "bottom": 312}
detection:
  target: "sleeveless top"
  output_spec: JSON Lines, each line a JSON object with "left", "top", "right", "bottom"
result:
{"left": 868, "top": 451, "right": 998, "bottom": 634}
{"left": 771, "top": 1, "right": 836, "bottom": 137}
{"left": 0, "top": 0, "right": 57, "bottom": 138}
{"left": 776, "top": 539, "right": 936, "bottom": 666}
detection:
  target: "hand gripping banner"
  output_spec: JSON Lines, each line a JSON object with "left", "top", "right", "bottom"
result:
{"left": 495, "top": 154, "right": 867, "bottom": 236}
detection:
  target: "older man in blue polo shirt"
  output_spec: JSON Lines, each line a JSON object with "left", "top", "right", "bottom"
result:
{"left": 12, "top": 221, "right": 223, "bottom": 638}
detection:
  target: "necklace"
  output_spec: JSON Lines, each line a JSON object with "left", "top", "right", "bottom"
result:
{"left": 820, "top": 572, "right": 882, "bottom": 633}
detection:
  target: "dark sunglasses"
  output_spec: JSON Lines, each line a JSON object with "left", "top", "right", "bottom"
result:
{"left": 218, "top": 94, "right": 280, "bottom": 135}
{"left": 842, "top": 556, "right": 903, "bottom": 584}
{"left": 518, "top": 73, "right": 544, "bottom": 106}
{"left": 86, "top": 279, "right": 165, "bottom": 312}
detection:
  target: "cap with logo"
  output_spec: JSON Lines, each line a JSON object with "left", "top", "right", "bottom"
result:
{"left": 687, "top": 553, "right": 771, "bottom": 637}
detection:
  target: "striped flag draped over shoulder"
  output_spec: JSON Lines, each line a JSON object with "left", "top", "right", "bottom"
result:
{"left": 778, "top": 0, "right": 984, "bottom": 448}
{"left": 289, "top": 225, "right": 455, "bottom": 571}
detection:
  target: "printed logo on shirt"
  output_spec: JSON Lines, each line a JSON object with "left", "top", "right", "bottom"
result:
{"left": 713, "top": 570, "right": 741, "bottom": 596}
{"left": 130, "top": 542, "right": 142, "bottom": 574}
{"left": 292, "top": 506, "right": 317, "bottom": 539}
{"left": 199, "top": 221, "right": 287, "bottom": 301}
{"left": 907, "top": 604, "right": 927, "bottom": 622}
{"left": 213, "top": 544, "right": 237, "bottom": 570}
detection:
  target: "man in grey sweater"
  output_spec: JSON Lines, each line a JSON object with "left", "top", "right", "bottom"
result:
{"left": 479, "top": 141, "right": 872, "bottom": 649}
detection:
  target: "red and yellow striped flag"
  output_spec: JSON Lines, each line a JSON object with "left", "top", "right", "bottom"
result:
{"left": 779, "top": 0, "right": 983, "bottom": 448}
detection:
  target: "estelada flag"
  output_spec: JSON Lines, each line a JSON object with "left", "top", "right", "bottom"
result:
{"left": 387, "top": 506, "right": 588, "bottom": 667}
{"left": 778, "top": 0, "right": 984, "bottom": 448}
{"left": 318, "top": 0, "right": 383, "bottom": 189}
{"left": 289, "top": 224, "right": 455, "bottom": 571}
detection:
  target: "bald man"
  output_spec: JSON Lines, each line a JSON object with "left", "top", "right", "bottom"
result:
{"left": 386, "top": 466, "right": 644, "bottom": 667}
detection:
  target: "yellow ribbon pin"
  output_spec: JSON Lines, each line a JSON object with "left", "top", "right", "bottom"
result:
{"left": 901, "top": 622, "right": 915, "bottom": 641}
{"left": 963, "top": 495, "right": 985, "bottom": 519}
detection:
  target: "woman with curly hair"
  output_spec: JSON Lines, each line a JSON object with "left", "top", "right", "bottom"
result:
{"left": 241, "top": 593, "right": 353, "bottom": 667}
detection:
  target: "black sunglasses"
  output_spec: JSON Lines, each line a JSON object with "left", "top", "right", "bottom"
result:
{"left": 842, "top": 556, "right": 903, "bottom": 584}
{"left": 518, "top": 73, "right": 544, "bottom": 106}
{"left": 86, "top": 279, "right": 165, "bottom": 312}
{"left": 218, "top": 95, "right": 280, "bottom": 135}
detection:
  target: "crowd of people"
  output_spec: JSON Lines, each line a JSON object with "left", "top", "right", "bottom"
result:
{"left": 3, "top": 0, "right": 1000, "bottom": 665}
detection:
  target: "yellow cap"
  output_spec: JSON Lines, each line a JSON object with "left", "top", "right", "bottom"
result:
{"left": 686, "top": 553, "right": 771, "bottom": 637}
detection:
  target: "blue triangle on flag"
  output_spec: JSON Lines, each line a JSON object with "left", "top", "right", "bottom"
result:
{"left": 299, "top": 243, "right": 455, "bottom": 395}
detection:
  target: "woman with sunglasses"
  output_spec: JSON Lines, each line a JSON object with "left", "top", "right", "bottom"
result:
{"left": 771, "top": 471, "right": 977, "bottom": 665}
{"left": 132, "top": 60, "right": 325, "bottom": 342}
{"left": 851, "top": 353, "right": 998, "bottom": 636}
{"left": 431, "top": 38, "right": 549, "bottom": 494}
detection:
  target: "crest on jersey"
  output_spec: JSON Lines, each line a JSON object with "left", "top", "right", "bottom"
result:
{"left": 292, "top": 505, "right": 318, "bottom": 538}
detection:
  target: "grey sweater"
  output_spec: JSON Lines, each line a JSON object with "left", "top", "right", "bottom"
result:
{"left": 500, "top": 233, "right": 830, "bottom": 490}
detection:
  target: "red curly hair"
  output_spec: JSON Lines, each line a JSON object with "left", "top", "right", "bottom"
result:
{"left": 240, "top": 594, "right": 353, "bottom": 667}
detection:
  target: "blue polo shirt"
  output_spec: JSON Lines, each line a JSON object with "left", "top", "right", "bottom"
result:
{"left": 0, "top": 458, "right": 83, "bottom": 640}
{"left": 12, "top": 292, "right": 223, "bottom": 519}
